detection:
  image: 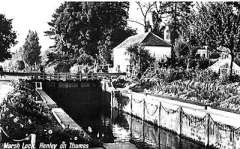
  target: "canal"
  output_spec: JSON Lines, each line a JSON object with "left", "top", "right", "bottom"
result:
{"left": 43, "top": 81, "right": 206, "bottom": 149}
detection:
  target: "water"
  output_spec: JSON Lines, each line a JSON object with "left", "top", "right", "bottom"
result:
{"left": 44, "top": 82, "right": 206, "bottom": 149}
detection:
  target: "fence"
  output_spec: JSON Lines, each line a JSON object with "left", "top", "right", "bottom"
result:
{"left": 109, "top": 90, "right": 240, "bottom": 149}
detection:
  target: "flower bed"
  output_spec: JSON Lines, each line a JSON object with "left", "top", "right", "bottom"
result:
{"left": 126, "top": 69, "right": 240, "bottom": 113}
{"left": 0, "top": 80, "right": 102, "bottom": 147}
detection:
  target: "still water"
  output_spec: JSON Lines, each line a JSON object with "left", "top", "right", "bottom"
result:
{"left": 44, "top": 82, "right": 206, "bottom": 149}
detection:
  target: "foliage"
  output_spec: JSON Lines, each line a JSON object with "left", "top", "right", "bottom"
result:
{"left": 45, "top": 2, "right": 135, "bottom": 64}
{"left": 54, "top": 61, "right": 72, "bottom": 73}
{"left": 0, "top": 14, "right": 17, "bottom": 62}
{"left": 126, "top": 44, "right": 155, "bottom": 74}
{"left": 0, "top": 80, "right": 102, "bottom": 147}
{"left": 209, "top": 52, "right": 220, "bottom": 59}
{"left": 183, "top": 2, "right": 240, "bottom": 76}
{"left": 77, "top": 52, "right": 94, "bottom": 66}
{"left": 0, "top": 80, "right": 54, "bottom": 139}
{"left": 162, "top": 2, "right": 193, "bottom": 46}
{"left": 22, "top": 30, "right": 41, "bottom": 66}
{"left": 112, "top": 78, "right": 130, "bottom": 88}
{"left": 97, "top": 31, "right": 112, "bottom": 65}
{"left": 129, "top": 68, "right": 240, "bottom": 113}
{"left": 174, "top": 38, "right": 198, "bottom": 58}
{"left": 15, "top": 60, "right": 25, "bottom": 70}
{"left": 151, "top": 2, "right": 193, "bottom": 58}
{"left": 197, "top": 58, "right": 214, "bottom": 70}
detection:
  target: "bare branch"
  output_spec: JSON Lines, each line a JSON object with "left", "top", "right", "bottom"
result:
{"left": 127, "top": 19, "right": 145, "bottom": 27}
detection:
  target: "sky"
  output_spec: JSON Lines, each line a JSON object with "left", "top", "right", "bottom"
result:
{"left": 0, "top": 1, "right": 146, "bottom": 54}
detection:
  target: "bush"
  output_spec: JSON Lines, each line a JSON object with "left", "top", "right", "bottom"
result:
{"left": 112, "top": 78, "right": 130, "bottom": 88}
{"left": 54, "top": 61, "right": 72, "bottom": 73}
{"left": 77, "top": 53, "right": 94, "bottom": 65}
{"left": 0, "top": 80, "right": 102, "bottom": 147}
{"left": 15, "top": 60, "right": 25, "bottom": 70}
{"left": 209, "top": 52, "right": 220, "bottom": 59}
{"left": 197, "top": 58, "right": 213, "bottom": 69}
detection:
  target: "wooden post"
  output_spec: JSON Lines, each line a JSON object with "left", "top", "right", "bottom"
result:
{"left": 58, "top": 73, "right": 60, "bottom": 81}
{"left": 205, "top": 113, "right": 210, "bottom": 147}
{"left": 158, "top": 102, "right": 162, "bottom": 127}
{"left": 110, "top": 90, "right": 113, "bottom": 120}
{"left": 158, "top": 102, "right": 162, "bottom": 148}
{"left": 158, "top": 127, "right": 161, "bottom": 149}
{"left": 178, "top": 107, "right": 182, "bottom": 136}
{"left": 232, "top": 129, "right": 236, "bottom": 149}
{"left": 130, "top": 112, "right": 133, "bottom": 138}
{"left": 130, "top": 94, "right": 133, "bottom": 115}
{"left": 142, "top": 96, "right": 146, "bottom": 142}
{"left": 65, "top": 73, "right": 67, "bottom": 81}
{"left": 111, "top": 90, "right": 114, "bottom": 108}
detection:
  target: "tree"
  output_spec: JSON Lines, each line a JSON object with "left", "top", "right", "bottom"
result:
{"left": 184, "top": 2, "right": 240, "bottom": 76}
{"left": 45, "top": 2, "right": 135, "bottom": 65}
{"left": 133, "top": 2, "right": 193, "bottom": 57}
{"left": 0, "top": 14, "right": 17, "bottom": 62}
{"left": 174, "top": 38, "right": 199, "bottom": 69}
{"left": 134, "top": 2, "right": 156, "bottom": 32}
{"left": 77, "top": 52, "right": 94, "bottom": 65}
{"left": 152, "top": 2, "right": 193, "bottom": 58}
{"left": 15, "top": 60, "right": 25, "bottom": 70}
{"left": 126, "top": 44, "right": 155, "bottom": 73}
{"left": 22, "top": 30, "right": 41, "bottom": 66}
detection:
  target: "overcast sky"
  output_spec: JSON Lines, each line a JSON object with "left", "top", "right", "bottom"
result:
{"left": 0, "top": 1, "right": 145, "bottom": 54}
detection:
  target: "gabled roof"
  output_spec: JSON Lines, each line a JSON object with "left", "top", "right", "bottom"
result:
{"left": 208, "top": 58, "right": 240, "bottom": 72}
{"left": 114, "top": 32, "right": 171, "bottom": 49}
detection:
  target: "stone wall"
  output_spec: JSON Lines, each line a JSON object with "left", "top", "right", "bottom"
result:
{"left": 102, "top": 80, "right": 240, "bottom": 149}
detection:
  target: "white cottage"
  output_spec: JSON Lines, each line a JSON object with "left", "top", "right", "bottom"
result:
{"left": 112, "top": 32, "right": 171, "bottom": 72}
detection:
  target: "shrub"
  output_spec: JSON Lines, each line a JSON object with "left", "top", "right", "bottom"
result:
{"left": 112, "top": 78, "right": 130, "bottom": 88}
{"left": 77, "top": 53, "right": 94, "bottom": 65}
{"left": 54, "top": 61, "right": 72, "bottom": 73}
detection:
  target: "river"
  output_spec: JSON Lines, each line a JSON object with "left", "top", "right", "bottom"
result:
{"left": 44, "top": 82, "right": 207, "bottom": 149}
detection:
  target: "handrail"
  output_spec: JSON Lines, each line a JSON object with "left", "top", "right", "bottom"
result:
{"left": 1, "top": 71, "right": 126, "bottom": 81}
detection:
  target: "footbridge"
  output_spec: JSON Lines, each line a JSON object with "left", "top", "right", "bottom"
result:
{"left": 0, "top": 71, "right": 126, "bottom": 81}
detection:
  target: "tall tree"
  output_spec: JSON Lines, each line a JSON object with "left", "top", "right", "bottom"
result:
{"left": 22, "top": 30, "right": 41, "bottom": 66}
{"left": 151, "top": 2, "right": 193, "bottom": 58}
{"left": 45, "top": 2, "right": 135, "bottom": 64}
{"left": 133, "top": 2, "right": 192, "bottom": 57}
{"left": 0, "top": 14, "right": 17, "bottom": 62}
{"left": 183, "top": 2, "right": 240, "bottom": 76}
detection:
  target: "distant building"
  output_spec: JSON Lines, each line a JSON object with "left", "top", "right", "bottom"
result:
{"left": 208, "top": 46, "right": 240, "bottom": 75}
{"left": 112, "top": 32, "right": 171, "bottom": 72}
{"left": 196, "top": 46, "right": 209, "bottom": 59}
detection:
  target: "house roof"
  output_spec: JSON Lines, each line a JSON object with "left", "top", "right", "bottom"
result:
{"left": 208, "top": 58, "right": 240, "bottom": 72}
{"left": 114, "top": 32, "right": 171, "bottom": 49}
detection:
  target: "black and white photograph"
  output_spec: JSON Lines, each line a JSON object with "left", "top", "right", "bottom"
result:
{"left": 0, "top": 1, "right": 240, "bottom": 149}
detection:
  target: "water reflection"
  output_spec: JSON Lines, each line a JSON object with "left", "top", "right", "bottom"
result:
{"left": 44, "top": 85, "right": 206, "bottom": 149}
{"left": 54, "top": 103, "right": 206, "bottom": 149}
